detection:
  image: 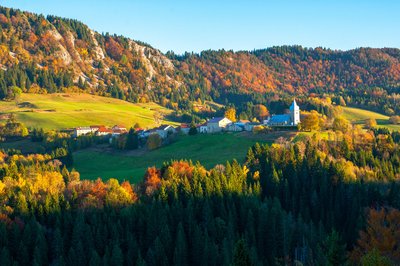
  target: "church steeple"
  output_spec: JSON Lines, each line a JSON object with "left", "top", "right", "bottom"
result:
{"left": 289, "top": 99, "right": 299, "bottom": 111}
{"left": 289, "top": 99, "right": 300, "bottom": 125}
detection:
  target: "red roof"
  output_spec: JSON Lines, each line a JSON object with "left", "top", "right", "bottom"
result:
{"left": 180, "top": 123, "right": 190, "bottom": 128}
{"left": 112, "top": 129, "right": 127, "bottom": 134}
{"left": 90, "top": 125, "right": 105, "bottom": 129}
{"left": 97, "top": 126, "right": 112, "bottom": 133}
{"left": 197, "top": 122, "right": 207, "bottom": 127}
{"left": 113, "top": 125, "right": 126, "bottom": 129}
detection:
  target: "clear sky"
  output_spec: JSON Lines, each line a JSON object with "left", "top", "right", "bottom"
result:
{"left": 2, "top": 0, "right": 399, "bottom": 54}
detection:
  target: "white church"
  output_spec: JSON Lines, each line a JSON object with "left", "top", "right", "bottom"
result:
{"left": 266, "top": 99, "right": 301, "bottom": 126}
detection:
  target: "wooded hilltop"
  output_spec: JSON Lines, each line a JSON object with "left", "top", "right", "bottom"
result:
{"left": 0, "top": 6, "right": 399, "bottom": 116}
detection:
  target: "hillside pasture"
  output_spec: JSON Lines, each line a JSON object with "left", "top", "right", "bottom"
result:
{"left": 342, "top": 107, "right": 400, "bottom": 131}
{"left": 0, "top": 93, "right": 176, "bottom": 130}
{"left": 73, "top": 133, "right": 271, "bottom": 183}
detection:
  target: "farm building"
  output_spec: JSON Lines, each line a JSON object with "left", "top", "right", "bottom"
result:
{"left": 197, "top": 123, "right": 208, "bottom": 133}
{"left": 112, "top": 125, "right": 127, "bottom": 132}
{"left": 179, "top": 124, "right": 191, "bottom": 135}
{"left": 227, "top": 123, "right": 244, "bottom": 132}
{"left": 207, "top": 117, "right": 232, "bottom": 133}
{"left": 74, "top": 125, "right": 104, "bottom": 137}
{"left": 155, "top": 125, "right": 176, "bottom": 139}
{"left": 96, "top": 126, "right": 113, "bottom": 136}
{"left": 111, "top": 125, "right": 128, "bottom": 136}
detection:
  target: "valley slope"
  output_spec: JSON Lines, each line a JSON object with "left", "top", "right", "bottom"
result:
{"left": 0, "top": 93, "right": 175, "bottom": 130}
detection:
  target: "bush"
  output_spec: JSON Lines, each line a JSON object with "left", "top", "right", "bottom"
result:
{"left": 389, "top": 115, "right": 400, "bottom": 125}
{"left": 146, "top": 134, "right": 162, "bottom": 150}
{"left": 189, "top": 124, "right": 198, "bottom": 135}
{"left": 365, "top": 118, "right": 377, "bottom": 129}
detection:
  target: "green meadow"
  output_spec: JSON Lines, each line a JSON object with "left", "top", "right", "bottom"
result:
{"left": 342, "top": 106, "right": 400, "bottom": 131}
{"left": 73, "top": 133, "right": 269, "bottom": 183}
{"left": 0, "top": 93, "right": 175, "bottom": 130}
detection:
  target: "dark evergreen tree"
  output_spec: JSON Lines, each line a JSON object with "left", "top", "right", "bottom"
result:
{"left": 125, "top": 128, "right": 139, "bottom": 150}
{"left": 233, "top": 239, "right": 252, "bottom": 266}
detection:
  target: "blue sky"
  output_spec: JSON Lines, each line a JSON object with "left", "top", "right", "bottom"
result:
{"left": 2, "top": 0, "right": 399, "bottom": 54}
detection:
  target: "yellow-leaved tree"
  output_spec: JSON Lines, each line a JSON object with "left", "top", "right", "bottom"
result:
{"left": 224, "top": 107, "right": 237, "bottom": 122}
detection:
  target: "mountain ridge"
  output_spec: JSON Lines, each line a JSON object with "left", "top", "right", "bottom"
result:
{"left": 0, "top": 5, "right": 399, "bottom": 115}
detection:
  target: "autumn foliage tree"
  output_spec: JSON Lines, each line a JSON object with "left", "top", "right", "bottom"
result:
{"left": 351, "top": 208, "right": 400, "bottom": 264}
{"left": 142, "top": 166, "right": 161, "bottom": 196}
{"left": 365, "top": 118, "right": 377, "bottom": 129}
{"left": 300, "top": 110, "right": 321, "bottom": 131}
{"left": 146, "top": 133, "right": 162, "bottom": 150}
{"left": 333, "top": 116, "right": 351, "bottom": 133}
{"left": 105, "top": 37, "right": 124, "bottom": 61}
{"left": 389, "top": 116, "right": 400, "bottom": 125}
{"left": 253, "top": 104, "right": 269, "bottom": 121}
{"left": 224, "top": 107, "right": 237, "bottom": 122}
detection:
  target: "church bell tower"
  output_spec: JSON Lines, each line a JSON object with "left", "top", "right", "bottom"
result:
{"left": 289, "top": 99, "right": 300, "bottom": 126}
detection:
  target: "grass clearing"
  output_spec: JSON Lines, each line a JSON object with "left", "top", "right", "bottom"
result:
{"left": 73, "top": 133, "right": 271, "bottom": 183}
{"left": 0, "top": 93, "right": 176, "bottom": 130}
{"left": 342, "top": 107, "right": 400, "bottom": 131}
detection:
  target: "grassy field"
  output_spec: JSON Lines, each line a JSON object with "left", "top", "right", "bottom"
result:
{"left": 0, "top": 93, "right": 176, "bottom": 130}
{"left": 342, "top": 107, "right": 400, "bottom": 131}
{"left": 73, "top": 133, "right": 271, "bottom": 183}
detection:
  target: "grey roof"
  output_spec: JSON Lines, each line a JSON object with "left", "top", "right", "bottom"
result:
{"left": 269, "top": 114, "right": 291, "bottom": 123}
{"left": 157, "top": 124, "right": 174, "bottom": 130}
{"left": 208, "top": 117, "right": 227, "bottom": 123}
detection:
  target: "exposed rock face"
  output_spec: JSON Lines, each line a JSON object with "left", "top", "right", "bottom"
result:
{"left": 129, "top": 40, "right": 175, "bottom": 81}
{"left": 47, "top": 29, "right": 72, "bottom": 65}
{"left": 0, "top": 7, "right": 181, "bottom": 93}
{"left": 90, "top": 30, "right": 105, "bottom": 60}
{"left": 63, "top": 31, "right": 82, "bottom": 64}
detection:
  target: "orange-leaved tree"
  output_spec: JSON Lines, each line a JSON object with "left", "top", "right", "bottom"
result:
{"left": 351, "top": 207, "right": 400, "bottom": 264}
{"left": 143, "top": 167, "right": 162, "bottom": 196}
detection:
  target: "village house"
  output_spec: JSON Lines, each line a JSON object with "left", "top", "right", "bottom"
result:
{"left": 74, "top": 127, "right": 92, "bottom": 137}
{"left": 111, "top": 125, "right": 128, "bottom": 136}
{"left": 155, "top": 125, "right": 176, "bottom": 139}
{"left": 197, "top": 123, "right": 208, "bottom": 133}
{"left": 207, "top": 117, "right": 232, "bottom": 133}
{"left": 96, "top": 126, "right": 113, "bottom": 136}
{"left": 226, "top": 123, "right": 244, "bottom": 132}
{"left": 112, "top": 125, "right": 127, "bottom": 132}
{"left": 179, "top": 124, "right": 191, "bottom": 135}
{"left": 244, "top": 122, "right": 261, "bottom": 132}
{"left": 138, "top": 130, "right": 151, "bottom": 139}
{"left": 266, "top": 99, "right": 301, "bottom": 127}
{"left": 74, "top": 125, "right": 104, "bottom": 137}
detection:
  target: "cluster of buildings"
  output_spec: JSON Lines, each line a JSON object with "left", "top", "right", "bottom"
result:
{"left": 178, "top": 118, "right": 263, "bottom": 134}
{"left": 73, "top": 123, "right": 177, "bottom": 140}
{"left": 180, "top": 99, "right": 301, "bottom": 134}
{"left": 73, "top": 100, "right": 301, "bottom": 139}
{"left": 73, "top": 125, "right": 127, "bottom": 137}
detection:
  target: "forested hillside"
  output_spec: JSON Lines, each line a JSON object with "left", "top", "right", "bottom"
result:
{"left": 0, "top": 128, "right": 399, "bottom": 265}
{"left": 0, "top": 6, "right": 399, "bottom": 115}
